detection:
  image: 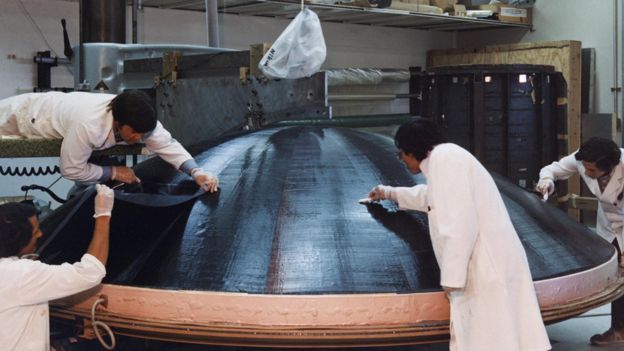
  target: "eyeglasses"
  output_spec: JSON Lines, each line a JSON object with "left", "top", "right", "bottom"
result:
{"left": 395, "top": 150, "right": 404, "bottom": 160}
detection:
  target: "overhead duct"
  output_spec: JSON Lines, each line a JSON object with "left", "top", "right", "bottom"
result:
{"left": 79, "top": 0, "right": 126, "bottom": 44}
{"left": 78, "top": 0, "right": 126, "bottom": 87}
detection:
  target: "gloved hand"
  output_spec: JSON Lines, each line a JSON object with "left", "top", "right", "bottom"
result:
{"left": 93, "top": 184, "right": 114, "bottom": 218}
{"left": 536, "top": 178, "right": 555, "bottom": 196}
{"left": 111, "top": 166, "right": 141, "bottom": 184}
{"left": 368, "top": 185, "right": 396, "bottom": 202}
{"left": 192, "top": 168, "right": 219, "bottom": 193}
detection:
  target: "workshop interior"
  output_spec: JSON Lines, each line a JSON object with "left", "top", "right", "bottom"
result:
{"left": 1, "top": 1, "right": 624, "bottom": 350}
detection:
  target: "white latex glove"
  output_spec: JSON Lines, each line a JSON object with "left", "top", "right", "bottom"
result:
{"left": 192, "top": 169, "right": 219, "bottom": 193}
{"left": 368, "top": 185, "right": 397, "bottom": 202}
{"left": 93, "top": 184, "right": 114, "bottom": 218}
{"left": 536, "top": 178, "right": 555, "bottom": 196}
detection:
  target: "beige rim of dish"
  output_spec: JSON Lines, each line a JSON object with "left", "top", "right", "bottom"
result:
{"left": 51, "top": 252, "right": 624, "bottom": 348}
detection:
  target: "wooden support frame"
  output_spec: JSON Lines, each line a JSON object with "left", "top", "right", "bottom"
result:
{"left": 427, "top": 40, "right": 582, "bottom": 216}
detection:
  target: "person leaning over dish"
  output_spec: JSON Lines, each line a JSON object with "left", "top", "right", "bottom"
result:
{"left": 366, "top": 118, "right": 551, "bottom": 351}
{"left": 537, "top": 137, "right": 624, "bottom": 346}
{"left": 0, "top": 90, "right": 217, "bottom": 192}
{"left": 0, "top": 184, "right": 114, "bottom": 351}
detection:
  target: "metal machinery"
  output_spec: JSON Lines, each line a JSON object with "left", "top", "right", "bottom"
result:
{"left": 2, "top": 0, "right": 331, "bottom": 208}
{"left": 74, "top": 43, "right": 331, "bottom": 147}
{"left": 133, "top": 51, "right": 330, "bottom": 146}
{"left": 71, "top": 0, "right": 332, "bottom": 147}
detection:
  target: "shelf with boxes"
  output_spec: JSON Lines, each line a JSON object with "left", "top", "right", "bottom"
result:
{"left": 144, "top": 0, "right": 531, "bottom": 31}
{"left": 471, "top": 2, "right": 531, "bottom": 25}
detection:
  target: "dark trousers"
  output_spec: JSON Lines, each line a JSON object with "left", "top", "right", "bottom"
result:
{"left": 613, "top": 239, "right": 624, "bottom": 328}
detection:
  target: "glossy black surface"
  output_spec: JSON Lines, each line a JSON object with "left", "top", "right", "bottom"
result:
{"left": 38, "top": 126, "right": 614, "bottom": 294}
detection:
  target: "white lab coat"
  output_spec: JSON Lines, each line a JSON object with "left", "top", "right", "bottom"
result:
{"left": 393, "top": 143, "right": 550, "bottom": 351}
{"left": 540, "top": 150, "right": 624, "bottom": 252}
{"left": 0, "top": 92, "right": 193, "bottom": 182}
{"left": 0, "top": 254, "right": 105, "bottom": 351}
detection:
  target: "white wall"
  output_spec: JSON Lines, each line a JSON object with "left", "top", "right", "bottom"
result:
{"left": 0, "top": 0, "right": 77, "bottom": 98}
{"left": 0, "top": 0, "right": 455, "bottom": 203}
{"left": 457, "top": 0, "right": 620, "bottom": 118}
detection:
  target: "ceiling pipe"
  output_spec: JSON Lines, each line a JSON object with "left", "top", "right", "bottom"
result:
{"left": 79, "top": 0, "right": 126, "bottom": 44}
{"left": 617, "top": 0, "right": 623, "bottom": 145}
{"left": 206, "top": 0, "right": 220, "bottom": 47}
{"left": 132, "top": 0, "right": 140, "bottom": 44}
{"left": 613, "top": 0, "right": 624, "bottom": 130}
{"left": 78, "top": 0, "right": 126, "bottom": 88}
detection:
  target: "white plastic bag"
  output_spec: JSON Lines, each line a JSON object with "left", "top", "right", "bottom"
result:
{"left": 259, "top": 8, "right": 327, "bottom": 79}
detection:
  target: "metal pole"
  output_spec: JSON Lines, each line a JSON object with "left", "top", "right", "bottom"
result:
{"left": 206, "top": 0, "right": 220, "bottom": 47}
{"left": 613, "top": 0, "right": 624, "bottom": 145}
{"left": 132, "top": 0, "right": 139, "bottom": 44}
{"left": 79, "top": 0, "right": 126, "bottom": 44}
{"left": 615, "top": 0, "right": 620, "bottom": 143}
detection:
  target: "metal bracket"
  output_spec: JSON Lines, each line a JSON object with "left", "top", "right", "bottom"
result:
{"left": 240, "top": 67, "right": 250, "bottom": 84}
{"left": 245, "top": 100, "right": 265, "bottom": 130}
{"left": 154, "top": 51, "right": 182, "bottom": 87}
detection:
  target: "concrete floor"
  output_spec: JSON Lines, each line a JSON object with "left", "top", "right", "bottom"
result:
{"left": 546, "top": 304, "right": 621, "bottom": 351}
{"left": 411, "top": 304, "right": 623, "bottom": 351}
{"left": 388, "top": 304, "right": 624, "bottom": 351}
{"left": 405, "top": 304, "right": 623, "bottom": 351}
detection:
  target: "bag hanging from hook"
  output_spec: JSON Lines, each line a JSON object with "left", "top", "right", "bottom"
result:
{"left": 258, "top": 7, "right": 327, "bottom": 79}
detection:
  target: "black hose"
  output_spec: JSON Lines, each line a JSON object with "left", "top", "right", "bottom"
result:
{"left": 21, "top": 184, "right": 67, "bottom": 203}
{"left": 0, "top": 165, "right": 60, "bottom": 176}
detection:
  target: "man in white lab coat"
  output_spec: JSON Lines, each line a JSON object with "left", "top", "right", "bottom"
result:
{"left": 0, "top": 184, "right": 114, "bottom": 351}
{"left": 0, "top": 90, "right": 218, "bottom": 192}
{"left": 537, "top": 137, "right": 624, "bottom": 346}
{"left": 368, "top": 118, "right": 551, "bottom": 351}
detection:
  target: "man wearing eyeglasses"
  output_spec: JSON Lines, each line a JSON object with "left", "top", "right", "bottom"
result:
{"left": 0, "top": 90, "right": 218, "bottom": 192}
{"left": 537, "top": 137, "right": 624, "bottom": 346}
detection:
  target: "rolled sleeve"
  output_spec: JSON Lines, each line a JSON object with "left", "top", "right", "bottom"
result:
{"left": 143, "top": 122, "right": 193, "bottom": 170}
{"left": 539, "top": 152, "right": 580, "bottom": 181}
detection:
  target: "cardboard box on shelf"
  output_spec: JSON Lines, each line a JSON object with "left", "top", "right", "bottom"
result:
{"left": 430, "top": 0, "right": 457, "bottom": 11}
{"left": 476, "top": 3, "right": 531, "bottom": 24}
{"left": 390, "top": 1, "right": 443, "bottom": 13}
{"left": 499, "top": 6, "right": 530, "bottom": 24}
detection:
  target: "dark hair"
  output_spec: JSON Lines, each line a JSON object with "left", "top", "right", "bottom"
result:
{"left": 394, "top": 118, "right": 448, "bottom": 161}
{"left": 0, "top": 203, "right": 38, "bottom": 258}
{"left": 575, "top": 137, "right": 621, "bottom": 172}
{"left": 107, "top": 90, "right": 157, "bottom": 133}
